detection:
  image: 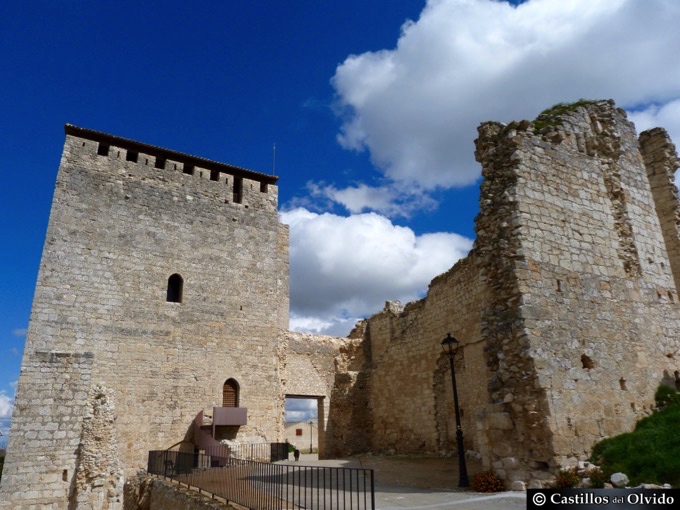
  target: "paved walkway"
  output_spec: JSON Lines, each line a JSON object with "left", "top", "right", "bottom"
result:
{"left": 279, "top": 454, "right": 527, "bottom": 510}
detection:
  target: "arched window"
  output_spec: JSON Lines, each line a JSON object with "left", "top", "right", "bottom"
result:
{"left": 223, "top": 379, "right": 240, "bottom": 407}
{"left": 166, "top": 274, "right": 183, "bottom": 303}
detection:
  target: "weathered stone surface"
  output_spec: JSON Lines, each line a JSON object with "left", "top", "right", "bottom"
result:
{"left": 338, "top": 100, "right": 680, "bottom": 485}
{"left": 611, "top": 472, "right": 629, "bottom": 488}
{"left": 0, "top": 127, "right": 344, "bottom": 508}
{"left": 3, "top": 100, "right": 680, "bottom": 505}
{"left": 124, "top": 475, "right": 237, "bottom": 509}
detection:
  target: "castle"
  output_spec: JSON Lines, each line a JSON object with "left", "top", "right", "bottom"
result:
{"left": 1, "top": 100, "right": 679, "bottom": 508}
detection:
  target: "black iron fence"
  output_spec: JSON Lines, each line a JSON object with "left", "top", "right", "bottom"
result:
{"left": 231, "top": 442, "right": 290, "bottom": 463}
{"left": 148, "top": 450, "right": 375, "bottom": 510}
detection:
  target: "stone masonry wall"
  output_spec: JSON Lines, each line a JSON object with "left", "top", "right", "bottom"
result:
{"left": 0, "top": 126, "right": 290, "bottom": 509}
{"left": 343, "top": 101, "right": 680, "bottom": 485}
{"left": 278, "top": 331, "right": 349, "bottom": 458}
{"left": 474, "top": 101, "right": 680, "bottom": 479}
{"left": 340, "top": 253, "right": 490, "bottom": 458}
{"left": 4, "top": 101, "right": 680, "bottom": 505}
{"left": 0, "top": 352, "right": 93, "bottom": 509}
{"left": 639, "top": 128, "right": 680, "bottom": 294}
{"left": 124, "top": 475, "right": 237, "bottom": 510}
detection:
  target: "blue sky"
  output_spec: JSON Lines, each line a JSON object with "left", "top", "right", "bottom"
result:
{"left": 2, "top": 0, "right": 680, "bottom": 435}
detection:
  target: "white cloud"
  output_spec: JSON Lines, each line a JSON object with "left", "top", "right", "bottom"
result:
{"left": 11, "top": 328, "right": 27, "bottom": 337}
{"left": 628, "top": 100, "right": 680, "bottom": 149}
{"left": 331, "top": 0, "right": 680, "bottom": 198}
{"left": 0, "top": 391, "right": 12, "bottom": 419}
{"left": 627, "top": 100, "right": 680, "bottom": 191}
{"left": 0, "top": 390, "right": 14, "bottom": 442}
{"left": 285, "top": 398, "right": 318, "bottom": 423}
{"left": 281, "top": 208, "right": 473, "bottom": 335}
{"left": 283, "top": 0, "right": 680, "bottom": 337}
{"left": 319, "top": 183, "right": 439, "bottom": 217}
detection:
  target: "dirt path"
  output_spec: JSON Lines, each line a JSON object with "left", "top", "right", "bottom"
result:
{"left": 351, "top": 455, "right": 483, "bottom": 490}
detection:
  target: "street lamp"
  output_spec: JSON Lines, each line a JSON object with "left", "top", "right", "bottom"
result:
{"left": 309, "top": 420, "right": 313, "bottom": 454}
{"left": 441, "top": 333, "right": 470, "bottom": 487}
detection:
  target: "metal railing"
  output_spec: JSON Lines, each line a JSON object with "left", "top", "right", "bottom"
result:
{"left": 231, "top": 442, "right": 289, "bottom": 463}
{"left": 148, "top": 450, "right": 375, "bottom": 510}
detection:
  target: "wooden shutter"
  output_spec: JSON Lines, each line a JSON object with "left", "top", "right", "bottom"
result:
{"left": 223, "top": 380, "right": 238, "bottom": 407}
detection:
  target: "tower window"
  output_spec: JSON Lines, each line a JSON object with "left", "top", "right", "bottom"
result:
{"left": 166, "top": 274, "right": 183, "bottom": 303}
{"left": 233, "top": 177, "right": 243, "bottom": 204}
{"left": 222, "top": 378, "right": 240, "bottom": 407}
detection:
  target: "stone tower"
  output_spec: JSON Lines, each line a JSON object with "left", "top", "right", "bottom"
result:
{"left": 0, "top": 125, "right": 289, "bottom": 508}
{"left": 472, "top": 100, "right": 680, "bottom": 477}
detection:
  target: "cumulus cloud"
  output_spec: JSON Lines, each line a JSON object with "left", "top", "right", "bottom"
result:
{"left": 0, "top": 391, "right": 12, "bottom": 418}
{"left": 330, "top": 0, "right": 680, "bottom": 201}
{"left": 282, "top": 0, "right": 680, "bottom": 336}
{"left": 281, "top": 208, "right": 473, "bottom": 335}
{"left": 285, "top": 398, "right": 318, "bottom": 423}
{"left": 316, "top": 182, "right": 439, "bottom": 218}
{"left": 628, "top": 100, "right": 680, "bottom": 189}
{"left": 0, "top": 389, "right": 14, "bottom": 442}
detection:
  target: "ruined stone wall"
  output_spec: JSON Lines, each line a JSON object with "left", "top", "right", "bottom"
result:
{"left": 473, "top": 101, "right": 680, "bottom": 478}
{"left": 278, "top": 331, "right": 349, "bottom": 458}
{"left": 124, "top": 475, "right": 237, "bottom": 510}
{"left": 343, "top": 101, "right": 680, "bottom": 485}
{"left": 639, "top": 128, "right": 680, "bottom": 294}
{"left": 340, "top": 254, "right": 490, "bottom": 457}
{"left": 0, "top": 126, "right": 289, "bottom": 509}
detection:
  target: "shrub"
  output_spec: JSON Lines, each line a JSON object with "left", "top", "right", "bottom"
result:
{"left": 553, "top": 467, "right": 581, "bottom": 488}
{"left": 590, "top": 386, "right": 680, "bottom": 486}
{"left": 655, "top": 385, "right": 680, "bottom": 411}
{"left": 470, "top": 470, "right": 505, "bottom": 492}
{"left": 586, "top": 466, "right": 610, "bottom": 488}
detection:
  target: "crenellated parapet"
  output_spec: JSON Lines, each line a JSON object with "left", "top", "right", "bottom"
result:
{"left": 64, "top": 124, "right": 279, "bottom": 214}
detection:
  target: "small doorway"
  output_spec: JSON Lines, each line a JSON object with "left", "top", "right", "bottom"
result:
{"left": 284, "top": 395, "right": 322, "bottom": 455}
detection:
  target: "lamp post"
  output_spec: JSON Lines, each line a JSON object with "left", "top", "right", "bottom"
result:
{"left": 309, "top": 420, "right": 313, "bottom": 454}
{"left": 441, "top": 333, "right": 470, "bottom": 487}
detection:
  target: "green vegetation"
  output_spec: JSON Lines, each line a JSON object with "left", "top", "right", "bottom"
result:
{"left": 553, "top": 467, "right": 581, "bottom": 488}
{"left": 586, "top": 466, "right": 611, "bottom": 489}
{"left": 533, "top": 99, "right": 599, "bottom": 133}
{"left": 589, "top": 385, "right": 680, "bottom": 486}
{"left": 470, "top": 469, "right": 505, "bottom": 492}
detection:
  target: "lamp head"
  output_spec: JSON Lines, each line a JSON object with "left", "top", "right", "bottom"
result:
{"left": 441, "top": 333, "right": 460, "bottom": 354}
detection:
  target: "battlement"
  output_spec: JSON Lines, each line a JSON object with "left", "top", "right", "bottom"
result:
{"left": 64, "top": 124, "right": 278, "bottom": 211}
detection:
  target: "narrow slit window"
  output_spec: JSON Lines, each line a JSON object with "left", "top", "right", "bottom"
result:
{"left": 233, "top": 177, "right": 243, "bottom": 204}
{"left": 260, "top": 182, "right": 268, "bottom": 193}
{"left": 166, "top": 274, "right": 183, "bottom": 303}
